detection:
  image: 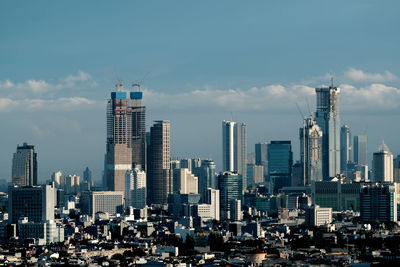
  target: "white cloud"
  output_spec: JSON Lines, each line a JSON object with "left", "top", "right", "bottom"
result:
{"left": 143, "top": 84, "right": 315, "bottom": 112}
{"left": 340, "top": 83, "right": 400, "bottom": 111}
{"left": 0, "top": 71, "right": 96, "bottom": 96}
{"left": 0, "top": 97, "right": 97, "bottom": 112}
{"left": 344, "top": 68, "right": 398, "bottom": 82}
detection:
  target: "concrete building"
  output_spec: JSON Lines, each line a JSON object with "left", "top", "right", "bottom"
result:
{"left": 360, "top": 183, "right": 397, "bottom": 222}
{"left": 305, "top": 205, "right": 333, "bottom": 227}
{"left": 218, "top": 171, "right": 243, "bottom": 220}
{"left": 80, "top": 191, "right": 124, "bottom": 218}
{"left": 312, "top": 179, "right": 361, "bottom": 211}
{"left": 315, "top": 85, "right": 341, "bottom": 179}
{"left": 64, "top": 174, "right": 80, "bottom": 194}
{"left": 18, "top": 218, "right": 64, "bottom": 245}
{"left": 373, "top": 142, "right": 393, "bottom": 182}
{"left": 173, "top": 168, "right": 198, "bottom": 194}
{"left": 195, "top": 189, "right": 220, "bottom": 221}
{"left": 125, "top": 165, "right": 146, "bottom": 209}
{"left": 222, "top": 121, "right": 247, "bottom": 192}
{"left": 147, "top": 120, "right": 171, "bottom": 205}
{"left": 300, "top": 117, "right": 323, "bottom": 185}
{"left": 230, "top": 199, "right": 242, "bottom": 221}
{"left": 8, "top": 184, "right": 56, "bottom": 224}
{"left": 104, "top": 86, "right": 146, "bottom": 193}
{"left": 11, "top": 142, "right": 37, "bottom": 186}
{"left": 51, "top": 171, "right": 63, "bottom": 189}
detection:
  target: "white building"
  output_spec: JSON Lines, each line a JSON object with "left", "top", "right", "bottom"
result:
{"left": 305, "top": 205, "right": 332, "bottom": 227}
{"left": 80, "top": 191, "right": 124, "bottom": 218}
{"left": 125, "top": 165, "right": 146, "bottom": 209}
{"left": 173, "top": 168, "right": 198, "bottom": 194}
{"left": 222, "top": 120, "right": 247, "bottom": 192}
{"left": 18, "top": 218, "right": 64, "bottom": 245}
{"left": 373, "top": 142, "right": 393, "bottom": 182}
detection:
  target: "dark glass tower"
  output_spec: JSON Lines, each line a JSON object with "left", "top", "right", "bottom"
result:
{"left": 12, "top": 142, "right": 37, "bottom": 186}
{"left": 268, "top": 141, "right": 293, "bottom": 193}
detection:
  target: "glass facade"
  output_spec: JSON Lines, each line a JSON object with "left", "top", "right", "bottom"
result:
{"left": 268, "top": 141, "right": 293, "bottom": 193}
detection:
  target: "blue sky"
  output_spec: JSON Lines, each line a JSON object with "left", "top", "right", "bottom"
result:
{"left": 0, "top": 1, "right": 399, "bottom": 182}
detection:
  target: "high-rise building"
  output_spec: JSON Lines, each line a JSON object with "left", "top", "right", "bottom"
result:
{"left": 148, "top": 120, "right": 171, "bottom": 205}
{"left": 354, "top": 135, "right": 367, "bottom": 166}
{"left": 315, "top": 85, "right": 341, "bottom": 179}
{"left": 218, "top": 171, "right": 243, "bottom": 220}
{"left": 340, "top": 125, "right": 352, "bottom": 173}
{"left": 125, "top": 165, "right": 146, "bottom": 209}
{"left": 11, "top": 142, "right": 37, "bottom": 186}
{"left": 222, "top": 121, "right": 247, "bottom": 191}
{"left": 8, "top": 184, "right": 56, "bottom": 224}
{"left": 173, "top": 168, "right": 198, "bottom": 194}
{"left": 372, "top": 142, "right": 393, "bottom": 182}
{"left": 268, "top": 141, "right": 293, "bottom": 193}
{"left": 83, "top": 167, "right": 92, "bottom": 186}
{"left": 192, "top": 159, "right": 217, "bottom": 202}
{"left": 255, "top": 142, "right": 268, "bottom": 179}
{"left": 360, "top": 183, "right": 397, "bottom": 222}
{"left": 300, "top": 117, "right": 323, "bottom": 185}
{"left": 64, "top": 175, "right": 80, "bottom": 194}
{"left": 104, "top": 84, "right": 146, "bottom": 193}
{"left": 51, "top": 171, "right": 63, "bottom": 189}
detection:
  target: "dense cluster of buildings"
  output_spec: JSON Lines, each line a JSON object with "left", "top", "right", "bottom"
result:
{"left": 1, "top": 82, "right": 400, "bottom": 265}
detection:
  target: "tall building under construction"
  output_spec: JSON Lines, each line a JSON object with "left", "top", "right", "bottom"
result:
{"left": 104, "top": 83, "right": 146, "bottom": 192}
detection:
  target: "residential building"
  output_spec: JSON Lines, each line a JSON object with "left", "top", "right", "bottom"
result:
{"left": 147, "top": 120, "right": 171, "bottom": 205}
{"left": 125, "top": 165, "right": 146, "bottom": 209}
{"left": 173, "top": 168, "right": 198, "bottom": 194}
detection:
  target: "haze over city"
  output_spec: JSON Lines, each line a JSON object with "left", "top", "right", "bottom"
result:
{"left": 1, "top": 1, "right": 399, "bottom": 183}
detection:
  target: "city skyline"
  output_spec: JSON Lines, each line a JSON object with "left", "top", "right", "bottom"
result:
{"left": 1, "top": 1, "right": 400, "bottom": 182}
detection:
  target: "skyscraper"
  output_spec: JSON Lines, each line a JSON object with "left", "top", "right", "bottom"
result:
{"left": 104, "top": 84, "right": 146, "bottom": 193}
{"left": 372, "top": 141, "right": 393, "bottom": 183}
{"left": 83, "top": 167, "right": 92, "bottom": 186}
{"left": 315, "top": 85, "right": 341, "bottom": 179}
{"left": 11, "top": 142, "right": 37, "bottom": 186}
{"left": 192, "top": 159, "right": 216, "bottom": 202}
{"left": 222, "top": 120, "right": 246, "bottom": 191}
{"left": 353, "top": 135, "right": 367, "bottom": 166}
{"left": 218, "top": 171, "right": 242, "bottom": 220}
{"left": 125, "top": 165, "right": 146, "bottom": 209}
{"left": 268, "top": 141, "right": 293, "bottom": 193}
{"left": 148, "top": 120, "right": 171, "bottom": 205}
{"left": 340, "top": 125, "right": 352, "bottom": 174}
{"left": 300, "top": 117, "right": 323, "bottom": 185}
